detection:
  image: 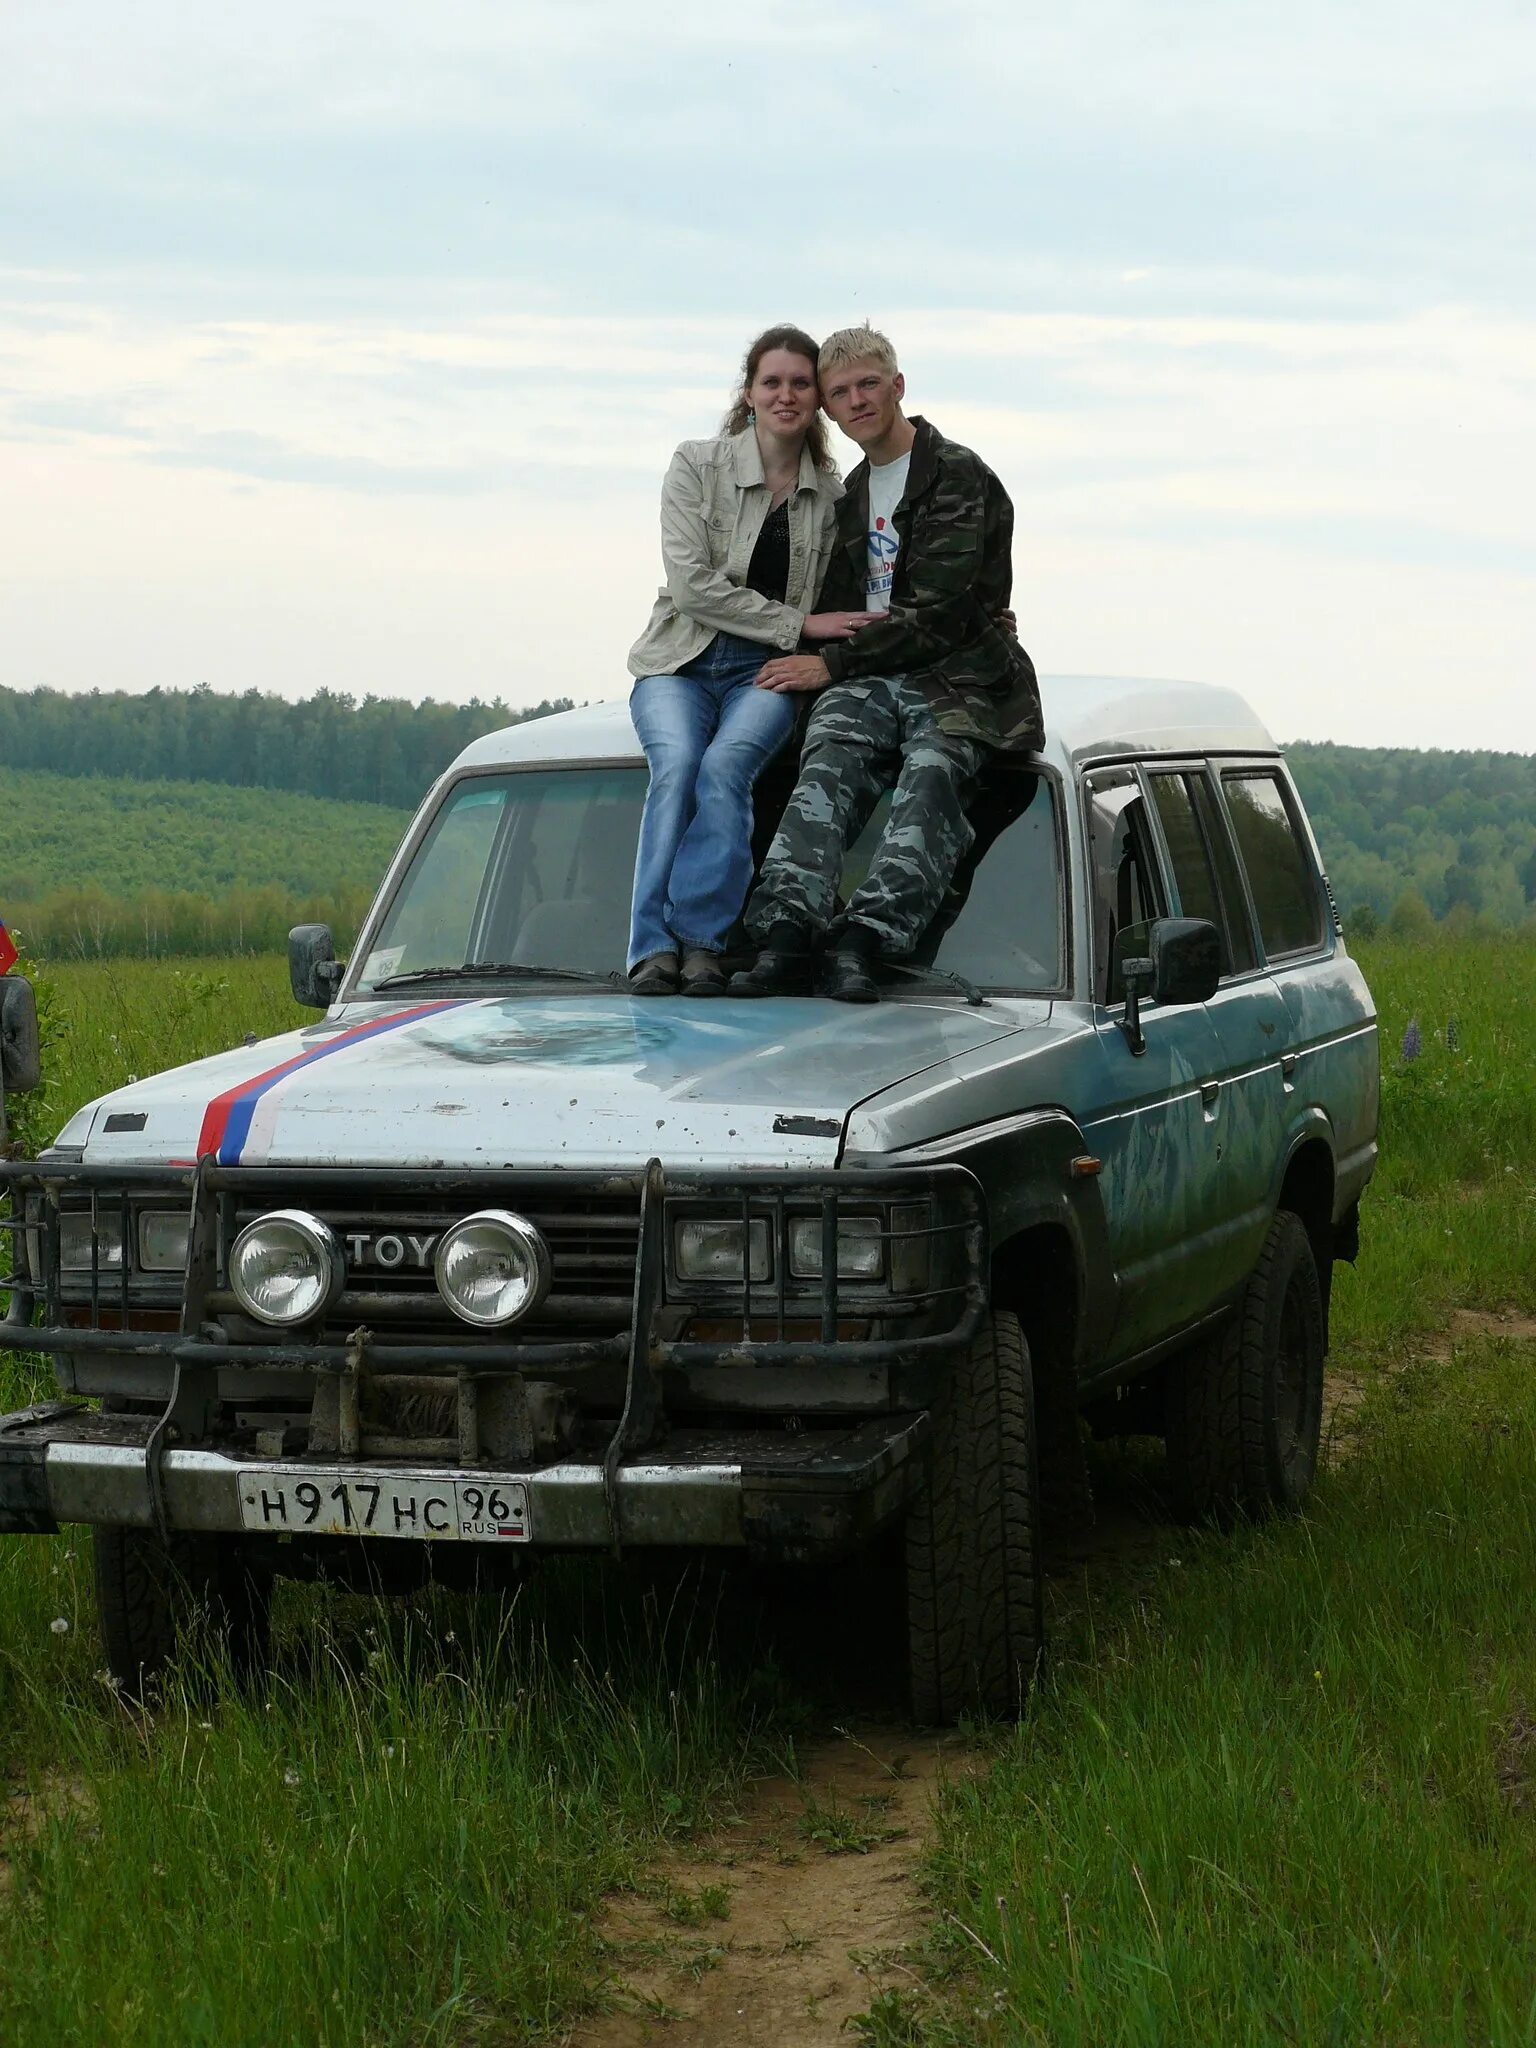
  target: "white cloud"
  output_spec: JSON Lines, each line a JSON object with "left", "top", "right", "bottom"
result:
{"left": 0, "top": 288, "right": 1530, "bottom": 749}
{"left": 1, "top": 2, "right": 1530, "bottom": 754}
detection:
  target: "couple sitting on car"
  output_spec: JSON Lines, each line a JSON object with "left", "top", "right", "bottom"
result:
{"left": 625, "top": 322, "right": 1042, "bottom": 1003}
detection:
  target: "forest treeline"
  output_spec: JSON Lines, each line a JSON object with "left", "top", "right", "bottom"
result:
{"left": 1285, "top": 742, "right": 1536, "bottom": 932}
{"left": 0, "top": 683, "right": 569, "bottom": 811}
{"left": 1, "top": 686, "right": 1532, "bottom": 957}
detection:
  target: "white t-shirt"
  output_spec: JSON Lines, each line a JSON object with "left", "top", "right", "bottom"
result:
{"left": 865, "top": 450, "right": 911, "bottom": 612}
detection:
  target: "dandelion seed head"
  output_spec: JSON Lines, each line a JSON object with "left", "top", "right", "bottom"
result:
{"left": 49, "top": 1616, "right": 69, "bottom": 1635}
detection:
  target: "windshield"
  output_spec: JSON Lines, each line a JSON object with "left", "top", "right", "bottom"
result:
{"left": 355, "top": 764, "right": 1064, "bottom": 996}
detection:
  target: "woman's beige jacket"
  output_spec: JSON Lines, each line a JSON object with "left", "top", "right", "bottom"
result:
{"left": 627, "top": 429, "right": 843, "bottom": 678}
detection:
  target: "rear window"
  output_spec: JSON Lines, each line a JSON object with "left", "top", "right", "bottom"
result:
{"left": 1221, "top": 771, "right": 1324, "bottom": 958}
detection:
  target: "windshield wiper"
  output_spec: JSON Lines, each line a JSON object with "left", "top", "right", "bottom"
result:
{"left": 372, "top": 961, "right": 620, "bottom": 991}
{"left": 879, "top": 961, "right": 986, "bottom": 1007}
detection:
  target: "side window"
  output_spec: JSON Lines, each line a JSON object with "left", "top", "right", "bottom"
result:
{"left": 1221, "top": 771, "right": 1325, "bottom": 958}
{"left": 1085, "top": 769, "right": 1165, "bottom": 1002}
{"left": 1146, "top": 770, "right": 1257, "bottom": 976}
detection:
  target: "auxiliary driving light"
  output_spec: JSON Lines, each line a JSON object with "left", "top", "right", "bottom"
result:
{"left": 228, "top": 1209, "right": 344, "bottom": 1326}
{"left": 433, "top": 1209, "right": 551, "bottom": 1327}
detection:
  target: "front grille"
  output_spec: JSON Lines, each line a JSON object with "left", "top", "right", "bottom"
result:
{"left": 221, "top": 1188, "right": 641, "bottom": 1342}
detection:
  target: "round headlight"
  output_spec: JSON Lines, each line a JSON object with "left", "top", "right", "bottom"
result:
{"left": 434, "top": 1209, "right": 550, "bottom": 1328}
{"left": 229, "top": 1209, "right": 344, "bottom": 1326}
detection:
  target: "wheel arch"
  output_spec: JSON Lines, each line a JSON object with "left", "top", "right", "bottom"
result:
{"left": 989, "top": 1217, "right": 1082, "bottom": 1395}
{"left": 1274, "top": 1125, "right": 1337, "bottom": 1343}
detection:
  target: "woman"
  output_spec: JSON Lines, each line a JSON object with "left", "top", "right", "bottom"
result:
{"left": 624, "top": 324, "right": 872, "bottom": 995}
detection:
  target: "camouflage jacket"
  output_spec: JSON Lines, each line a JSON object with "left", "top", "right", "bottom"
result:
{"left": 817, "top": 417, "right": 1043, "bottom": 752}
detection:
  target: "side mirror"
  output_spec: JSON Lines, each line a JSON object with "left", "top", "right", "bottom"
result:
{"left": 289, "top": 925, "right": 346, "bottom": 1009}
{"left": 1118, "top": 917, "right": 1221, "bottom": 1055}
{"left": 1151, "top": 917, "right": 1222, "bottom": 1005}
{"left": 0, "top": 975, "right": 41, "bottom": 1095}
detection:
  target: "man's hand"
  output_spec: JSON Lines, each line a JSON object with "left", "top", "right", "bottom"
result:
{"left": 756, "top": 654, "right": 831, "bottom": 694}
{"left": 802, "top": 609, "right": 883, "bottom": 641}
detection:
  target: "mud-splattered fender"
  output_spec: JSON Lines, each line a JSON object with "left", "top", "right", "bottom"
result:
{"left": 845, "top": 1107, "right": 1116, "bottom": 1369}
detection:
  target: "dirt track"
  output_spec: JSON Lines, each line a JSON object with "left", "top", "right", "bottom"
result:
{"left": 569, "top": 1319, "right": 1536, "bottom": 2046}
{"left": 571, "top": 1722, "right": 967, "bottom": 2046}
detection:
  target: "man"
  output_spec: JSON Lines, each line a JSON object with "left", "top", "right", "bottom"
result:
{"left": 729, "top": 324, "right": 1042, "bottom": 1002}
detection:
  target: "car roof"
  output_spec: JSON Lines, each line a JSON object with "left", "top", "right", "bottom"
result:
{"left": 449, "top": 674, "right": 1279, "bottom": 778}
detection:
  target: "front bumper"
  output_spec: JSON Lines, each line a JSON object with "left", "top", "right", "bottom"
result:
{"left": 0, "top": 1401, "right": 930, "bottom": 1559}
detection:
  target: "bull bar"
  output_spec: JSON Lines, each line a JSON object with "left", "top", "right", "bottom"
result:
{"left": 1, "top": 1157, "right": 987, "bottom": 1556}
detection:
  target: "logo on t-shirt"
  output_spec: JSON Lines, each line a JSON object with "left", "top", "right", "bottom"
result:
{"left": 866, "top": 516, "right": 899, "bottom": 608}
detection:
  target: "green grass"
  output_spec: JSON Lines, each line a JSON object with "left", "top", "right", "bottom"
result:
{"left": 3, "top": 935, "right": 1534, "bottom": 2044}
{"left": 896, "top": 935, "right": 1536, "bottom": 2046}
{"left": 0, "top": 1568, "right": 791, "bottom": 2047}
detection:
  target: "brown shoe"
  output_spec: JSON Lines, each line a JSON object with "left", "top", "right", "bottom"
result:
{"left": 627, "top": 952, "right": 679, "bottom": 996}
{"left": 680, "top": 948, "right": 727, "bottom": 997}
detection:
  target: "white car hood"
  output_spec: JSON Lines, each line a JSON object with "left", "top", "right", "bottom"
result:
{"left": 62, "top": 993, "right": 1043, "bottom": 1171}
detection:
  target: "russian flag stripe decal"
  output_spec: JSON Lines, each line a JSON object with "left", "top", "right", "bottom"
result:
{"left": 197, "top": 1000, "right": 464, "bottom": 1164}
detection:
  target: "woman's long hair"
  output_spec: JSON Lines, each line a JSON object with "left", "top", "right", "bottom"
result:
{"left": 721, "top": 324, "right": 837, "bottom": 474}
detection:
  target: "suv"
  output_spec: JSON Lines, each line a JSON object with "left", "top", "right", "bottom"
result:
{"left": 0, "top": 676, "right": 1377, "bottom": 1721}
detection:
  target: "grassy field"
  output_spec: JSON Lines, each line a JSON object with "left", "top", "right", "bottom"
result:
{"left": 1, "top": 940, "right": 1533, "bottom": 2045}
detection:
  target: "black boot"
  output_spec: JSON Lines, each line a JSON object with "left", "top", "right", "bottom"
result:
{"left": 822, "top": 923, "right": 882, "bottom": 1003}
{"left": 727, "top": 922, "right": 813, "bottom": 998}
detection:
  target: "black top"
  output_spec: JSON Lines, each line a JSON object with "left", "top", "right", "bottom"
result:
{"left": 744, "top": 497, "right": 790, "bottom": 603}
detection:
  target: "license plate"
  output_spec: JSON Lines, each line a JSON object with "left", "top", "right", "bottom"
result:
{"left": 237, "top": 1467, "right": 531, "bottom": 1543}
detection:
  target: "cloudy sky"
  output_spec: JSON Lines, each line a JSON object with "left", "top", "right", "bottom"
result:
{"left": 2, "top": 0, "right": 1532, "bottom": 750}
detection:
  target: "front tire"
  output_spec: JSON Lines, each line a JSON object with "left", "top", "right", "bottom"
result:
{"left": 905, "top": 1309, "right": 1043, "bottom": 1724}
{"left": 1164, "top": 1208, "right": 1325, "bottom": 1523}
{"left": 94, "top": 1527, "right": 273, "bottom": 1703}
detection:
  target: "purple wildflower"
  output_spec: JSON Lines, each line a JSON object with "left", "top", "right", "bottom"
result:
{"left": 1401, "top": 1019, "right": 1422, "bottom": 1063}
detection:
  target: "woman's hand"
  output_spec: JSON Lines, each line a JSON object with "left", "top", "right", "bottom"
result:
{"left": 802, "top": 610, "right": 883, "bottom": 641}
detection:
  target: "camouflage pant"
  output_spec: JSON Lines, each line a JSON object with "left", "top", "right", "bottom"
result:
{"left": 744, "top": 675, "right": 989, "bottom": 955}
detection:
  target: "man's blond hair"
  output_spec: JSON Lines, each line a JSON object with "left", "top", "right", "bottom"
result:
{"left": 818, "top": 324, "right": 899, "bottom": 380}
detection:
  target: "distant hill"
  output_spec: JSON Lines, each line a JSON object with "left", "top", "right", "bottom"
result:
{"left": 1, "top": 767, "right": 411, "bottom": 959}
{"left": 1, "top": 685, "right": 1532, "bottom": 953}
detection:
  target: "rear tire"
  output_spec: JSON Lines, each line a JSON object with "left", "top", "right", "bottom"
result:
{"left": 94, "top": 1527, "right": 273, "bottom": 1704}
{"left": 905, "top": 1309, "right": 1043, "bottom": 1724}
{"left": 1164, "top": 1208, "right": 1325, "bottom": 1523}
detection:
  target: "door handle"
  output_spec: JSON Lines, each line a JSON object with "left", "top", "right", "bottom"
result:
{"left": 1200, "top": 1081, "right": 1221, "bottom": 1115}
{"left": 1280, "top": 1054, "right": 1298, "bottom": 1085}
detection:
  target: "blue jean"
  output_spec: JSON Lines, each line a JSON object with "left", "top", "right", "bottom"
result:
{"left": 628, "top": 633, "right": 797, "bottom": 968}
